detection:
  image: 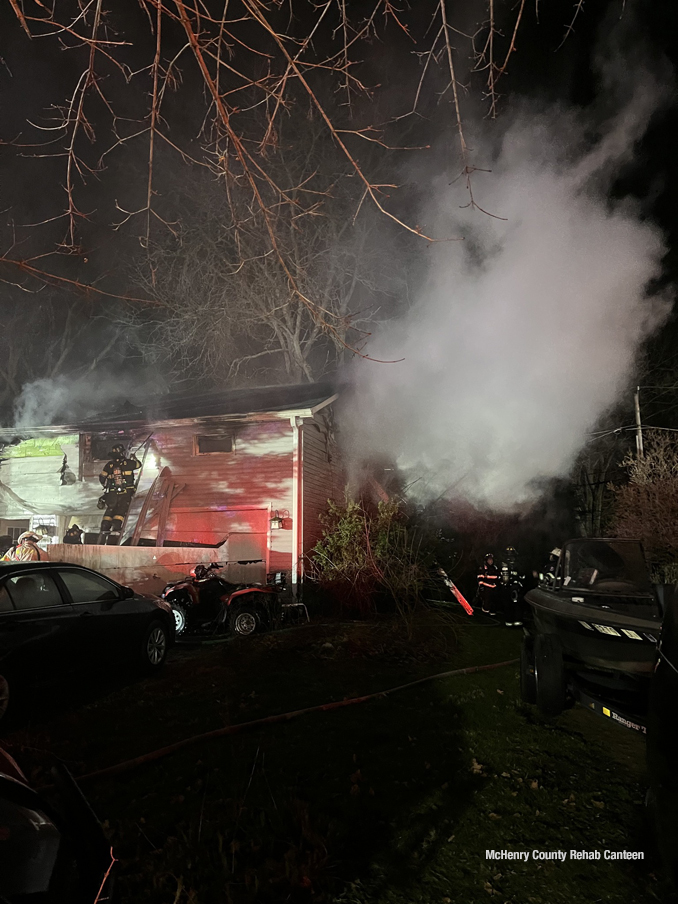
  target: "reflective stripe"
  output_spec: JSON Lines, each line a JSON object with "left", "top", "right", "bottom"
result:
{"left": 3, "top": 544, "right": 48, "bottom": 562}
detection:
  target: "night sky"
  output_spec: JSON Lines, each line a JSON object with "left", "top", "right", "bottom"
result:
{"left": 1, "top": 0, "right": 677, "bottom": 431}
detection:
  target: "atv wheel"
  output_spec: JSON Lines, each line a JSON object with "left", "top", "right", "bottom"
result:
{"left": 172, "top": 604, "right": 187, "bottom": 636}
{"left": 231, "top": 606, "right": 259, "bottom": 637}
{"left": 534, "top": 633, "right": 566, "bottom": 716}
{"left": 520, "top": 635, "right": 537, "bottom": 704}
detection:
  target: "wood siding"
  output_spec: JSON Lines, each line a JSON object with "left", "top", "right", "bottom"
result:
{"left": 129, "top": 420, "right": 294, "bottom": 571}
{"left": 0, "top": 410, "right": 343, "bottom": 579}
{"left": 301, "top": 415, "right": 345, "bottom": 555}
{"left": 0, "top": 419, "right": 296, "bottom": 572}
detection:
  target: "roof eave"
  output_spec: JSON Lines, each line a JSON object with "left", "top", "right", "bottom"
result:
{"left": 310, "top": 393, "right": 339, "bottom": 415}
{"left": 0, "top": 396, "right": 338, "bottom": 439}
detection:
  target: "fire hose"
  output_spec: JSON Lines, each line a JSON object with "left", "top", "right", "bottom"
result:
{"left": 76, "top": 657, "right": 518, "bottom": 784}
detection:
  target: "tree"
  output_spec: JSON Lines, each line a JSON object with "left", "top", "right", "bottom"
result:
{"left": 571, "top": 419, "right": 630, "bottom": 538}
{"left": 124, "top": 119, "right": 409, "bottom": 383}
{"left": 610, "top": 430, "right": 678, "bottom": 580}
{"left": 2, "top": 0, "right": 587, "bottom": 347}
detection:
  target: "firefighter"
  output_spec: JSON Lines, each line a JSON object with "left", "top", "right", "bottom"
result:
{"left": 98, "top": 443, "right": 141, "bottom": 542}
{"left": 500, "top": 546, "right": 524, "bottom": 627}
{"left": 1, "top": 531, "right": 49, "bottom": 562}
{"left": 63, "top": 524, "right": 83, "bottom": 544}
{"left": 477, "top": 552, "right": 501, "bottom": 615}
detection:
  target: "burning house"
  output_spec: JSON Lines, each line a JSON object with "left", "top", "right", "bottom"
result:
{"left": 0, "top": 383, "right": 343, "bottom": 593}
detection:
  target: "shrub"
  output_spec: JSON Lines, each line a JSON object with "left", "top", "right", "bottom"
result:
{"left": 306, "top": 498, "right": 430, "bottom": 616}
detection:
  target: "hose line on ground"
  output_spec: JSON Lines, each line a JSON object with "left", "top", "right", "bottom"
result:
{"left": 76, "top": 657, "right": 519, "bottom": 784}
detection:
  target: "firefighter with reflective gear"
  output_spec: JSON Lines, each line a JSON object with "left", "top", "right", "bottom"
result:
{"left": 500, "top": 546, "right": 524, "bottom": 627}
{"left": 477, "top": 552, "right": 501, "bottom": 615}
{"left": 63, "top": 524, "right": 83, "bottom": 545}
{"left": 1, "top": 531, "right": 49, "bottom": 562}
{"left": 98, "top": 443, "right": 141, "bottom": 541}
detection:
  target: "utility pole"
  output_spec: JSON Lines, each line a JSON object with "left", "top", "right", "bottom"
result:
{"left": 634, "top": 387, "right": 644, "bottom": 459}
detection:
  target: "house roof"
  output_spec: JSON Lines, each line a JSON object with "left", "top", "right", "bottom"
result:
{"left": 0, "top": 382, "right": 339, "bottom": 440}
{"left": 86, "top": 382, "right": 338, "bottom": 424}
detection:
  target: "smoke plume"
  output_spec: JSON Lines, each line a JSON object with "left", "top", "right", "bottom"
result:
{"left": 344, "top": 44, "right": 673, "bottom": 508}
{"left": 12, "top": 370, "right": 165, "bottom": 429}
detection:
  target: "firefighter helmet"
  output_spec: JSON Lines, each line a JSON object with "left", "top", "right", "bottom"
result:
{"left": 17, "top": 531, "right": 42, "bottom": 544}
{"left": 484, "top": 552, "right": 495, "bottom": 561}
{"left": 111, "top": 443, "right": 126, "bottom": 457}
{"left": 97, "top": 496, "right": 107, "bottom": 510}
{"left": 550, "top": 547, "right": 561, "bottom": 558}
{"left": 505, "top": 546, "right": 517, "bottom": 559}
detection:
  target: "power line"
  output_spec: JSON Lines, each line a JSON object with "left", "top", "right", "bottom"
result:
{"left": 640, "top": 424, "right": 678, "bottom": 433}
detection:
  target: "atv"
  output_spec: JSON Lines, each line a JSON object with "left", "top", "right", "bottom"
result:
{"left": 161, "top": 562, "right": 307, "bottom": 637}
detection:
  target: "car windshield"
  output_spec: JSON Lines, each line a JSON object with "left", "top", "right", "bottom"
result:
{"left": 562, "top": 539, "right": 652, "bottom": 594}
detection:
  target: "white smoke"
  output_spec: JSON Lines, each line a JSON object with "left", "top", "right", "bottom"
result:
{"left": 12, "top": 370, "right": 166, "bottom": 429}
{"left": 344, "top": 49, "right": 673, "bottom": 508}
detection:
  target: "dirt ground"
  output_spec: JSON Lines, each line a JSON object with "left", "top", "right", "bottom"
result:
{"left": 0, "top": 611, "right": 668, "bottom": 903}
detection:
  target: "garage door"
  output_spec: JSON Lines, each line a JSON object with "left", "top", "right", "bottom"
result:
{"left": 165, "top": 507, "right": 268, "bottom": 581}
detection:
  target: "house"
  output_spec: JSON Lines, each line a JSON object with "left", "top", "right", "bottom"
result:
{"left": 0, "top": 383, "right": 344, "bottom": 592}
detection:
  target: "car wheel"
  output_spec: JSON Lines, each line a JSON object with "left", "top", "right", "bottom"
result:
{"left": 230, "top": 606, "right": 259, "bottom": 637}
{"left": 534, "top": 633, "right": 566, "bottom": 716}
{"left": 172, "top": 604, "right": 187, "bottom": 636}
{"left": 0, "top": 675, "right": 9, "bottom": 723}
{"left": 140, "top": 620, "right": 169, "bottom": 672}
{"left": 520, "top": 635, "right": 537, "bottom": 704}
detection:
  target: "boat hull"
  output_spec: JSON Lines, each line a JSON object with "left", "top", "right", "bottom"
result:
{"left": 525, "top": 587, "right": 660, "bottom": 676}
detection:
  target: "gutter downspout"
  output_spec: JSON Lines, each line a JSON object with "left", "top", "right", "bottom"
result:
{"left": 291, "top": 416, "right": 303, "bottom": 596}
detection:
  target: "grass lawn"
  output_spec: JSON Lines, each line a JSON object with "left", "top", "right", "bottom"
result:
{"left": 1, "top": 612, "right": 667, "bottom": 903}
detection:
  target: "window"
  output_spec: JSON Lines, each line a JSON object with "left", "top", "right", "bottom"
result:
{"left": 195, "top": 434, "right": 234, "bottom": 455}
{"left": 58, "top": 570, "right": 119, "bottom": 603}
{"left": 87, "top": 435, "right": 132, "bottom": 462}
{"left": 562, "top": 539, "right": 652, "bottom": 594}
{"left": 5, "top": 573, "right": 63, "bottom": 610}
{"left": 0, "top": 585, "right": 13, "bottom": 613}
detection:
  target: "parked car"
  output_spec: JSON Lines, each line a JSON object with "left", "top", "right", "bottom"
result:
{"left": 0, "top": 744, "right": 116, "bottom": 902}
{"left": 0, "top": 561, "right": 175, "bottom": 723}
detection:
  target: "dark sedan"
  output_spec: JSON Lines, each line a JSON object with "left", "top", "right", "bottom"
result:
{"left": 0, "top": 561, "right": 175, "bottom": 723}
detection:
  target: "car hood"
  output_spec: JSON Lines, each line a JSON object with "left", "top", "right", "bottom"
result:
{"left": 137, "top": 592, "right": 172, "bottom": 615}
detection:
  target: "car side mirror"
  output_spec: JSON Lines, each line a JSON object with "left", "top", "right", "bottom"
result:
{"left": 122, "top": 586, "right": 135, "bottom": 599}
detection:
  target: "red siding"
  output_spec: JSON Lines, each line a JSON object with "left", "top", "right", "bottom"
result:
{"left": 153, "top": 421, "right": 293, "bottom": 508}
{"left": 131, "top": 419, "right": 294, "bottom": 571}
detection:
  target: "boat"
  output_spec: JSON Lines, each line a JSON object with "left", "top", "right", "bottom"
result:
{"left": 522, "top": 538, "right": 662, "bottom": 715}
